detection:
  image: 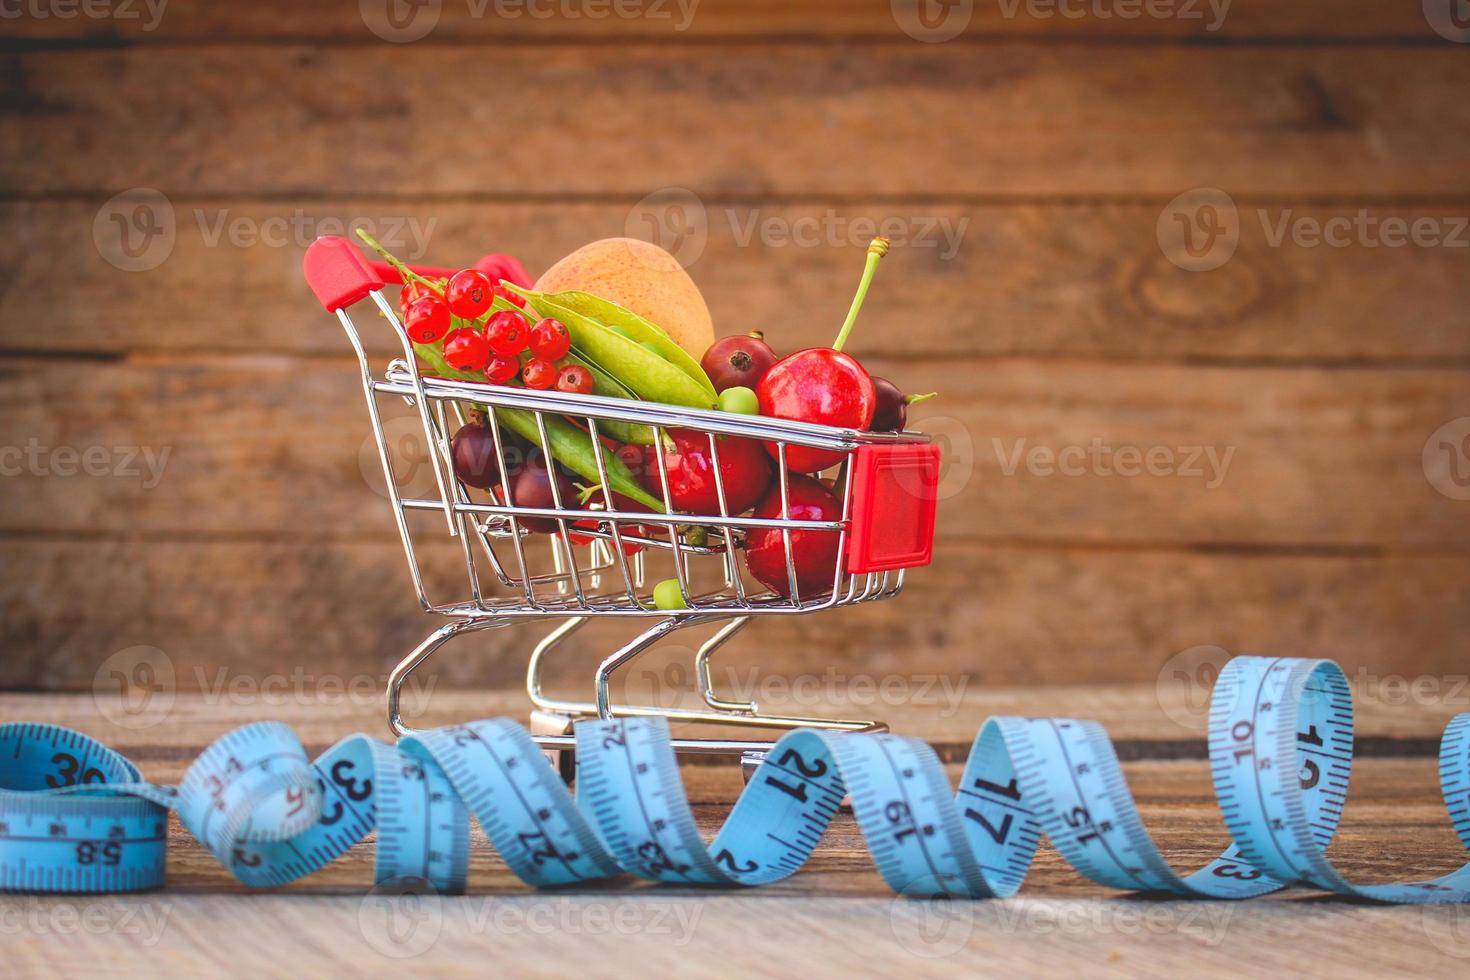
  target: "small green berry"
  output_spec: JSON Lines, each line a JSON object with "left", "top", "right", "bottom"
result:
{"left": 653, "top": 578, "right": 688, "bottom": 610}
{"left": 718, "top": 386, "right": 759, "bottom": 415}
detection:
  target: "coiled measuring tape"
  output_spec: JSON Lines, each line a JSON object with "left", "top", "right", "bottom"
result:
{"left": 3, "top": 655, "right": 1468, "bottom": 900}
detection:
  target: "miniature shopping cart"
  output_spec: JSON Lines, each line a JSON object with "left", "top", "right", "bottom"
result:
{"left": 303, "top": 235, "right": 940, "bottom": 776}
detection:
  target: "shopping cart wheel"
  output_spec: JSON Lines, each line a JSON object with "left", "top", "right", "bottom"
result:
{"left": 530, "top": 709, "right": 578, "bottom": 786}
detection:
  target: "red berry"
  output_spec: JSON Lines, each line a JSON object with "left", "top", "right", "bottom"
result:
{"left": 442, "top": 327, "right": 490, "bottom": 372}
{"left": 701, "top": 333, "right": 777, "bottom": 392}
{"left": 446, "top": 269, "right": 493, "bottom": 319}
{"left": 494, "top": 285, "right": 527, "bottom": 309}
{"left": 403, "top": 296, "right": 450, "bottom": 345}
{"left": 530, "top": 318, "right": 572, "bottom": 361}
{"left": 399, "top": 279, "right": 433, "bottom": 314}
{"left": 522, "top": 358, "right": 557, "bottom": 390}
{"left": 870, "top": 376, "right": 907, "bottom": 432}
{"left": 555, "top": 364, "right": 594, "bottom": 395}
{"left": 484, "top": 355, "right": 519, "bottom": 384}
{"left": 485, "top": 310, "right": 530, "bottom": 357}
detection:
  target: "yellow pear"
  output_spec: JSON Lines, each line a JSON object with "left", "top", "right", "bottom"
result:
{"left": 533, "top": 238, "right": 714, "bottom": 357}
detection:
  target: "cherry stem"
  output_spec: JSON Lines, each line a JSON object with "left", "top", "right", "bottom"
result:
{"left": 906, "top": 392, "right": 937, "bottom": 405}
{"left": 355, "top": 228, "right": 445, "bottom": 297}
{"left": 832, "top": 236, "right": 890, "bottom": 352}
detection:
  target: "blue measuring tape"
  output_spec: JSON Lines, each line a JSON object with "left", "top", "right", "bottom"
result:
{"left": 3, "top": 656, "right": 1468, "bottom": 900}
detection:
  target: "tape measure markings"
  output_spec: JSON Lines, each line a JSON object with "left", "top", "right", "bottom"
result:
{"left": 3, "top": 654, "right": 1470, "bottom": 902}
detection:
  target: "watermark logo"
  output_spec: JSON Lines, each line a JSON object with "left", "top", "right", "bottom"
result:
{"left": 359, "top": 877, "right": 444, "bottom": 959}
{"left": 1422, "top": 902, "right": 1470, "bottom": 959}
{"left": 0, "top": 439, "right": 171, "bottom": 488}
{"left": 889, "top": 887, "right": 974, "bottom": 957}
{"left": 1157, "top": 187, "right": 1239, "bottom": 272}
{"left": 360, "top": 0, "right": 442, "bottom": 42}
{"left": 1423, "top": 417, "right": 1470, "bottom": 501}
{"left": 1155, "top": 644, "right": 1231, "bottom": 731}
{"left": 360, "top": 416, "right": 439, "bottom": 500}
{"left": 1424, "top": 0, "right": 1470, "bottom": 42}
{"left": 92, "top": 645, "right": 177, "bottom": 731}
{"left": 907, "top": 413, "right": 976, "bottom": 502}
{"left": 624, "top": 187, "right": 710, "bottom": 269}
{"left": 93, "top": 188, "right": 175, "bottom": 272}
{"left": 891, "top": 0, "right": 974, "bottom": 42}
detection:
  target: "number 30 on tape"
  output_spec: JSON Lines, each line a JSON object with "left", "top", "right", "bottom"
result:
{"left": 2, "top": 655, "right": 1468, "bottom": 900}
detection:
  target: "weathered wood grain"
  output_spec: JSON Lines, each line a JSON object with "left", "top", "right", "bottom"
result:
{"left": 0, "top": 0, "right": 1435, "bottom": 43}
{"left": 2, "top": 695, "right": 1467, "bottom": 978}
{"left": 6, "top": 200, "right": 1470, "bottom": 363}
{"left": 5, "top": 45, "right": 1470, "bottom": 196}
{"left": 5, "top": 536, "right": 1468, "bottom": 692}
{"left": 2, "top": 356, "right": 1465, "bottom": 548}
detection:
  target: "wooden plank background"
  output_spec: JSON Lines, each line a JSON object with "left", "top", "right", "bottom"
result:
{"left": 2, "top": 2, "right": 1469, "bottom": 697}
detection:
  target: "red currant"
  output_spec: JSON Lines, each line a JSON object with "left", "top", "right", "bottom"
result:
{"left": 530, "top": 318, "right": 572, "bottom": 361}
{"left": 484, "top": 355, "right": 519, "bottom": 384}
{"left": 555, "top": 364, "right": 594, "bottom": 395}
{"left": 403, "top": 296, "right": 450, "bottom": 344}
{"left": 442, "top": 327, "right": 490, "bottom": 372}
{"left": 446, "top": 269, "right": 493, "bottom": 319}
{"left": 485, "top": 310, "right": 531, "bottom": 357}
{"left": 522, "top": 358, "right": 557, "bottom": 390}
{"left": 494, "top": 285, "right": 527, "bottom": 309}
{"left": 399, "top": 279, "right": 433, "bottom": 314}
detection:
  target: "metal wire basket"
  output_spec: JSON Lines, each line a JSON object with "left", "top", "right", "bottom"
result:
{"left": 303, "top": 235, "right": 941, "bottom": 768}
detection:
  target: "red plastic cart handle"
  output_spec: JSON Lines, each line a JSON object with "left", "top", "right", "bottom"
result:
{"left": 302, "top": 235, "right": 532, "bottom": 312}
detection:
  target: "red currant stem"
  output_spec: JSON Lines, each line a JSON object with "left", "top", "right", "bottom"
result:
{"left": 905, "top": 392, "right": 937, "bottom": 405}
{"left": 355, "top": 228, "right": 445, "bottom": 297}
{"left": 832, "top": 236, "right": 890, "bottom": 352}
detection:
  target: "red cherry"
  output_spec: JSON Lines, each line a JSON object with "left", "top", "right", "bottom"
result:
{"left": 450, "top": 420, "right": 529, "bottom": 489}
{"left": 522, "top": 357, "right": 557, "bottom": 390}
{"left": 508, "top": 454, "right": 575, "bottom": 533}
{"left": 756, "top": 349, "right": 876, "bottom": 472}
{"left": 530, "top": 318, "right": 572, "bottom": 361}
{"left": 442, "top": 327, "right": 490, "bottom": 372}
{"left": 485, "top": 310, "right": 530, "bottom": 357}
{"left": 641, "top": 427, "right": 772, "bottom": 516}
{"left": 870, "top": 376, "right": 906, "bottom": 432}
{"left": 701, "top": 332, "right": 777, "bottom": 392}
{"left": 744, "top": 475, "right": 843, "bottom": 598}
{"left": 446, "top": 269, "right": 494, "bottom": 319}
{"left": 555, "top": 364, "right": 594, "bottom": 395}
{"left": 484, "top": 355, "right": 519, "bottom": 385}
{"left": 403, "top": 296, "right": 450, "bottom": 344}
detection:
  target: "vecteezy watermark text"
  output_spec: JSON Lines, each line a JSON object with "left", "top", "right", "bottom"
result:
{"left": 1159, "top": 188, "right": 1470, "bottom": 272}
{"left": 992, "top": 437, "right": 1235, "bottom": 489}
{"left": 359, "top": 0, "right": 701, "bottom": 43}
{"left": 0, "top": 439, "right": 170, "bottom": 489}
{"left": 995, "top": 0, "right": 1231, "bottom": 31}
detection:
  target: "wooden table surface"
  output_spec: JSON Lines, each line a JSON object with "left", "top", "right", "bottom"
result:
{"left": 3, "top": 689, "right": 1469, "bottom": 978}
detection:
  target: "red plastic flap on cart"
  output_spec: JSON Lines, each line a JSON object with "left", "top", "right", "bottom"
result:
{"left": 303, "top": 236, "right": 384, "bottom": 311}
{"left": 846, "top": 443, "right": 941, "bottom": 575}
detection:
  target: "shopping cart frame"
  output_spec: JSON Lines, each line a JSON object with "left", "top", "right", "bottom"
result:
{"left": 304, "top": 235, "right": 940, "bottom": 768}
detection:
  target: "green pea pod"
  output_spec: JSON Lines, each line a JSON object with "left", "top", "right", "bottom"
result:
{"left": 529, "top": 288, "right": 717, "bottom": 400}
{"left": 411, "top": 339, "right": 665, "bottom": 512}
{"left": 503, "top": 286, "right": 716, "bottom": 409}
{"left": 491, "top": 407, "right": 663, "bottom": 512}
{"left": 487, "top": 295, "right": 657, "bottom": 446}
